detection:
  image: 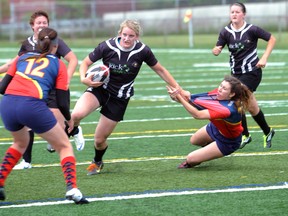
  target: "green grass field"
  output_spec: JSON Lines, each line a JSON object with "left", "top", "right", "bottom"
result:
{"left": 0, "top": 33, "right": 287, "bottom": 215}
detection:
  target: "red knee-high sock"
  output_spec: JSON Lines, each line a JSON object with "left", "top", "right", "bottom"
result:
{"left": 0, "top": 147, "right": 22, "bottom": 187}
{"left": 61, "top": 156, "right": 77, "bottom": 190}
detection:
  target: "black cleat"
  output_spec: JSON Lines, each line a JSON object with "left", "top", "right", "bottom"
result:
{"left": 263, "top": 128, "right": 275, "bottom": 148}
{"left": 75, "top": 197, "right": 89, "bottom": 205}
{"left": 0, "top": 186, "right": 6, "bottom": 201}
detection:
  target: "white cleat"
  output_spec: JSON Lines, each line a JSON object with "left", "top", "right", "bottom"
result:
{"left": 46, "top": 143, "right": 56, "bottom": 153}
{"left": 65, "top": 188, "right": 89, "bottom": 204}
{"left": 73, "top": 126, "right": 85, "bottom": 151}
{"left": 13, "top": 159, "right": 32, "bottom": 170}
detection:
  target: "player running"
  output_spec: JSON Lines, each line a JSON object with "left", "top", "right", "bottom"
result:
{"left": 71, "top": 19, "right": 182, "bottom": 175}
{"left": 212, "top": 2, "right": 276, "bottom": 149}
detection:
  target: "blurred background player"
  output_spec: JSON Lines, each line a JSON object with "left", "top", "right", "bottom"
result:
{"left": 0, "top": 28, "right": 88, "bottom": 204}
{"left": 0, "top": 10, "right": 84, "bottom": 169}
{"left": 71, "top": 19, "right": 182, "bottom": 175}
{"left": 167, "top": 75, "right": 251, "bottom": 168}
{"left": 212, "top": 2, "right": 276, "bottom": 149}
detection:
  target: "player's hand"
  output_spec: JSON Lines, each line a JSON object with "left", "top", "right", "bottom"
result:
{"left": 180, "top": 90, "right": 191, "bottom": 101}
{"left": 65, "top": 119, "right": 74, "bottom": 134}
{"left": 256, "top": 59, "right": 267, "bottom": 69}
{"left": 82, "top": 74, "right": 103, "bottom": 88}
{"left": 167, "top": 86, "right": 181, "bottom": 102}
{"left": 212, "top": 46, "right": 222, "bottom": 56}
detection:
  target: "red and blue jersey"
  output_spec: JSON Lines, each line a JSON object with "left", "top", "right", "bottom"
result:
{"left": 5, "top": 52, "right": 68, "bottom": 100}
{"left": 190, "top": 88, "right": 243, "bottom": 138}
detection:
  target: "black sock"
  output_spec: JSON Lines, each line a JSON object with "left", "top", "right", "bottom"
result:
{"left": 94, "top": 146, "right": 108, "bottom": 162}
{"left": 22, "top": 130, "right": 34, "bottom": 163}
{"left": 252, "top": 109, "right": 270, "bottom": 135}
{"left": 241, "top": 114, "right": 249, "bottom": 136}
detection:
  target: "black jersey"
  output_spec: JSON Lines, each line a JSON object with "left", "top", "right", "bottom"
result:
{"left": 88, "top": 37, "right": 158, "bottom": 99}
{"left": 216, "top": 22, "right": 271, "bottom": 74}
{"left": 18, "top": 35, "right": 71, "bottom": 59}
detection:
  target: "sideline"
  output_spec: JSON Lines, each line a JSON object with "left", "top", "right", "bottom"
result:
{"left": 0, "top": 152, "right": 287, "bottom": 208}
{"left": 0, "top": 183, "right": 287, "bottom": 209}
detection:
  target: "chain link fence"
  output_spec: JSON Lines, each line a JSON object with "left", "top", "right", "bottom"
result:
{"left": 1, "top": 0, "right": 287, "bottom": 41}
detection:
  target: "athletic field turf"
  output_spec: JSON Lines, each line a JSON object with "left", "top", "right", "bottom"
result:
{"left": 0, "top": 42, "right": 287, "bottom": 215}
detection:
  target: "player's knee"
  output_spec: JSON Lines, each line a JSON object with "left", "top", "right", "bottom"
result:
{"left": 248, "top": 106, "right": 259, "bottom": 116}
{"left": 190, "top": 137, "right": 199, "bottom": 146}
{"left": 95, "top": 137, "right": 107, "bottom": 148}
{"left": 186, "top": 155, "right": 201, "bottom": 167}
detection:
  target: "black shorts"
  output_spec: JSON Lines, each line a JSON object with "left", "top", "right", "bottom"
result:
{"left": 85, "top": 87, "right": 130, "bottom": 122}
{"left": 46, "top": 89, "right": 71, "bottom": 108}
{"left": 232, "top": 68, "right": 262, "bottom": 92}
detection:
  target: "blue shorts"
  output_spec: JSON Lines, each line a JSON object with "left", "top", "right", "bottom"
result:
{"left": 206, "top": 122, "right": 241, "bottom": 156}
{"left": 0, "top": 95, "right": 57, "bottom": 134}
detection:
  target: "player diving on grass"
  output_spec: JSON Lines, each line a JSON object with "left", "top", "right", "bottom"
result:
{"left": 167, "top": 75, "right": 251, "bottom": 168}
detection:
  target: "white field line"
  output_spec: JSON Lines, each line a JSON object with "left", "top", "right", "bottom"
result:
{"left": 0, "top": 111, "right": 287, "bottom": 131}
{"left": 0, "top": 152, "right": 288, "bottom": 207}
{"left": 0, "top": 183, "right": 287, "bottom": 209}
{"left": 0, "top": 128, "right": 288, "bottom": 145}
{"left": 193, "top": 62, "right": 287, "bottom": 68}
{"left": 0, "top": 127, "right": 287, "bottom": 145}
{"left": 9, "top": 150, "right": 288, "bottom": 168}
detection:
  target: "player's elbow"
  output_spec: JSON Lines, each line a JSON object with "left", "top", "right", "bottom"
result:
{"left": 269, "top": 35, "right": 276, "bottom": 44}
{"left": 190, "top": 112, "right": 202, "bottom": 119}
{"left": 191, "top": 111, "right": 209, "bottom": 120}
{"left": 192, "top": 114, "right": 202, "bottom": 119}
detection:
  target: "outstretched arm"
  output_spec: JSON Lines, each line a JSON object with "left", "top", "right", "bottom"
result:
{"left": 151, "top": 62, "right": 179, "bottom": 88}
{"left": 166, "top": 86, "right": 210, "bottom": 119}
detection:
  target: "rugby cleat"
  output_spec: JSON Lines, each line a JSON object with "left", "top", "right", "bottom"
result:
{"left": 73, "top": 126, "right": 85, "bottom": 151}
{"left": 0, "top": 187, "right": 5, "bottom": 201}
{"left": 46, "top": 144, "right": 56, "bottom": 153}
{"left": 178, "top": 161, "right": 192, "bottom": 169}
{"left": 239, "top": 134, "right": 252, "bottom": 149}
{"left": 65, "top": 188, "right": 89, "bottom": 204}
{"left": 13, "top": 159, "right": 32, "bottom": 170}
{"left": 86, "top": 161, "right": 104, "bottom": 175}
{"left": 263, "top": 128, "right": 275, "bottom": 148}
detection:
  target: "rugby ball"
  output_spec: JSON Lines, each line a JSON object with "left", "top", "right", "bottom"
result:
{"left": 85, "top": 64, "right": 110, "bottom": 82}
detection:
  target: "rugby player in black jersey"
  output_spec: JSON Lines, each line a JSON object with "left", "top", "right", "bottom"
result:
{"left": 71, "top": 19, "right": 183, "bottom": 175}
{"left": 0, "top": 10, "right": 82, "bottom": 169}
{"left": 212, "top": 2, "right": 276, "bottom": 149}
